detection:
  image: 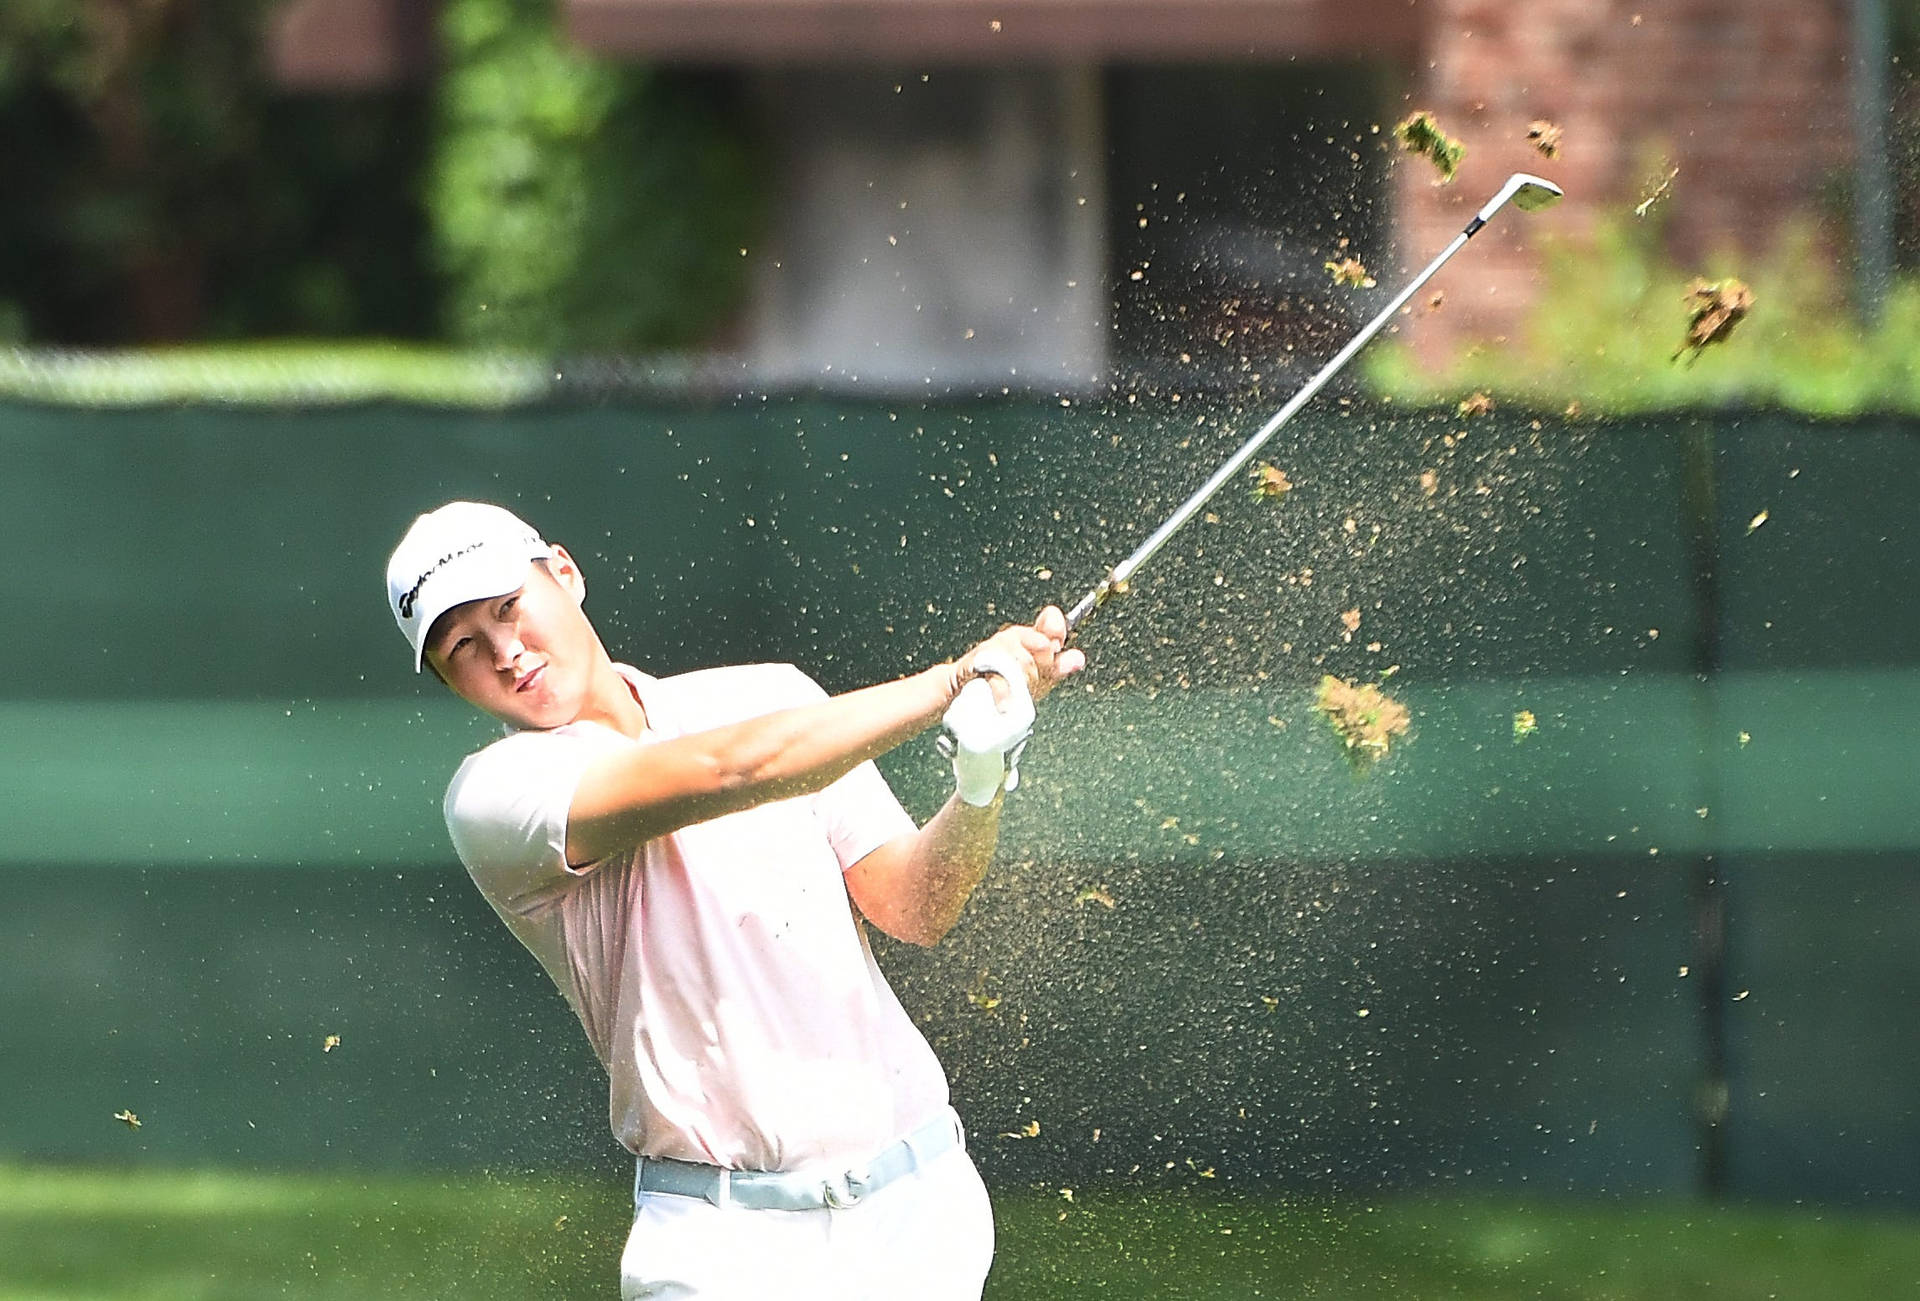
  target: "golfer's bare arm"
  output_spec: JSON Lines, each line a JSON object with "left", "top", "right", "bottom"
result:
{"left": 565, "top": 665, "right": 959, "bottom": 866}
{"left": 844, "top": 796, "right": 1004, "bottom": 947}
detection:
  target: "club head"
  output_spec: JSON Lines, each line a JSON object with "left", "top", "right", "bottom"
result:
{"left": 1506, "top": 173, "right": 1564, "bottom": 212}
{"left": 1472, "top": 173, "right": 1564, "bottom": 228}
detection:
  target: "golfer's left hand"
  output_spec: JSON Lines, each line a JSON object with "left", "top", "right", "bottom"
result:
{"left": 958, "top": 606, "right": 1086, "bottom": 706}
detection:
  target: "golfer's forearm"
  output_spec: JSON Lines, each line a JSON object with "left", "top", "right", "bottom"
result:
{"left": 708, "top": 665, "right": 960, "bottom": 792}
{"left": 568, "top": 665, "right": 957, "bottom": 860}
{"left": 848, "top": 798, "right": 1002, "bottom": 947}
{"left": 910, "top": 802, "right": 1006, "bottom": 944}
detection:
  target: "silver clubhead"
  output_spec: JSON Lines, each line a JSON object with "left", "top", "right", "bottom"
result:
{"left": 1476, "top": 172, "right": 1564, "bottom": 224}
{"left": 1508, "top": 173, "right": 1565, "bottom": 212}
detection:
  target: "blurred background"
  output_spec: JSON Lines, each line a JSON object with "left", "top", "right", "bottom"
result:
{"left": 3, "top": 1, "right": 1919, "bottom": 1296}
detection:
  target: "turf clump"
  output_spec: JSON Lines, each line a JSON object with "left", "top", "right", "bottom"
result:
{"left": 1314, "top": 675, "right": 1411, "bottom": 769}
{"left": 1394, "top": 111, "right": 1466, "bottom": 183}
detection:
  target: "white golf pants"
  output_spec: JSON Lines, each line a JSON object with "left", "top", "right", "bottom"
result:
{"left": 619, "top": 1144, "right": 995, "bottom": 1300}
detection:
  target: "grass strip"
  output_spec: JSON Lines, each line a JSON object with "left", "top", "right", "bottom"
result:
{"left": 1, "top": 1164, "right": 1914, "bottom": 1299}
{"left": 0, "top": 345, "right": 547, "bottom": 409}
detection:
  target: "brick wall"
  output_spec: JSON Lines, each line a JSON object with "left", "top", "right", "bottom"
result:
{"left": 1393, "top": 0, "right": 1855, "bottom": 359}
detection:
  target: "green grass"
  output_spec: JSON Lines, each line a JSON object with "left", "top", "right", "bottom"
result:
{"left": 993, "top": 1187, "right": 1920, "bottom": 1299}
{"left": 1, "top": 1164, "right": 1915, "bottom": 1299}
{"left": 0, "top": 1164, "right": 620, "bottom": 1299}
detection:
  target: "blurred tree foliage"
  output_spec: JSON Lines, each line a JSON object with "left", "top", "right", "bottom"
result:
{"left": 0, "top": 0, "right": 436, "bottom": 344}
{"left": 1372, "top": 2, "right": 1920, "bottom": 419}
{"left": 1368, "top": 214, "right": 1920, "bottom": 416}
{"left": 429, "top": 0, "right": 762, "bottom": 353}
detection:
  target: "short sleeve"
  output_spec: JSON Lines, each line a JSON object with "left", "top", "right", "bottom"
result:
{"left": 444, "top": 730, "right": 607, "bottom": 913}
{"left": 814, "top": 759, "right": 919, "bottom": 873}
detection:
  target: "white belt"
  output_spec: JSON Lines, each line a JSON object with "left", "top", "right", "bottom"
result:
{"left": 634, "top": 1112, "right": 964, "bottom": 1213}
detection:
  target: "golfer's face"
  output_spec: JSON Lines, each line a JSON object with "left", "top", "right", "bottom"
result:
{"left": 425, "top": 559, "right": 594, "bottom": 730}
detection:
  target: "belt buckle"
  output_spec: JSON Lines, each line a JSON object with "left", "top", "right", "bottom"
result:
{"left": 823, "top": 1167, "right": 868, "bottom": 1209}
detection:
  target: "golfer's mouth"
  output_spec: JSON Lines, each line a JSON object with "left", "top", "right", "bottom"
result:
{"left": 513, "top": 664, "right": 546, "bottom": 694}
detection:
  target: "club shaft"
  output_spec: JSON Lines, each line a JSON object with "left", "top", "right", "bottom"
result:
{"left": 1065, "top": 220, "right": 1482, "bottom": 632}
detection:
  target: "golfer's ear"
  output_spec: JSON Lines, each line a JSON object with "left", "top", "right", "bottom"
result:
{"left": 547, "top": 544, "right": 588, "bottom": 605}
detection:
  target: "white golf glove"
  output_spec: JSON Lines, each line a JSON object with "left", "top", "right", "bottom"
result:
{"left": 939, "top": 648, "right": 1036, "bottom": 806}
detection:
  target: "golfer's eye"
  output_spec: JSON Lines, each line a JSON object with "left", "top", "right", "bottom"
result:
{"left": 448, "top": 636, "right": 472, "bottom": 657}
{"left": 499, "top": 595, "right": 519, "bottom": 618}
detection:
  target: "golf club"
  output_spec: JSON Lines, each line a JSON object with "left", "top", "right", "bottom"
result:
{"left": 1063, "top": 172, "right": 1564, "bottom": 632}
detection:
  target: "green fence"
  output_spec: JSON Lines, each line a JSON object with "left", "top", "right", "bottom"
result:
{"left": 2, "top": 395, "right": 1915, "bottom": 1205}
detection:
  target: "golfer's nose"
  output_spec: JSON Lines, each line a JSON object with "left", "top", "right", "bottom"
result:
{"left": 491, "top": 634, "right": 527, "bottom": 670}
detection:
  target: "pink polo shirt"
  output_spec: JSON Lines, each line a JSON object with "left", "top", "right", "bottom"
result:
{"left": 443, "top": 662, "right": 949, "bottom": 1173}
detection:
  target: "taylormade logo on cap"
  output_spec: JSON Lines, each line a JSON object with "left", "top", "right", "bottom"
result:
{"left": 387, "top": 502, "right": 553, "bottom": 671}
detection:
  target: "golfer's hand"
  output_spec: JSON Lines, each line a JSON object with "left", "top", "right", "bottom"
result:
{"left": 957, "top": 606, "right": 1086, "bottom": 706}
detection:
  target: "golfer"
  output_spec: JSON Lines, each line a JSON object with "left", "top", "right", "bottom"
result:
{"left": 386, "top": 501, "right": 1083, "bottom": 1299}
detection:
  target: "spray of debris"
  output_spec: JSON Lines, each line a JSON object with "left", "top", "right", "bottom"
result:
{"left": 705, "top": 100, "right": 1587, "bottom": 1225}
{"left": 1525, "top": 120, "right": 1563, "bottom": 159}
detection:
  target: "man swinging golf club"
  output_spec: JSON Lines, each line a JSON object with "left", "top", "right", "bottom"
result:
{"left": 386, "top": 500, "right": 1083, "bottom": 1300}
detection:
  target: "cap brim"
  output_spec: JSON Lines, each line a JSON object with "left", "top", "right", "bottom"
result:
{"left": 409, "top": 546, "right": 550, "bottom": 671}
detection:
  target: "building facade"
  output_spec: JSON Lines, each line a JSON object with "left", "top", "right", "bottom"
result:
{"left": 274, "top": 0, "right": 1861, "bottom": 383}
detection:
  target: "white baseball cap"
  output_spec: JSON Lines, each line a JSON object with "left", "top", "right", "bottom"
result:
{"left": 387, "top": 501, "right": 553, "bottom": 671}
